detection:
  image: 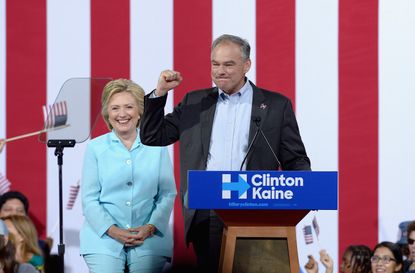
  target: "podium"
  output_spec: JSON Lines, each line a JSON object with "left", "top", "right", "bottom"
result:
{"left": 188, "top": 171, "right": 338, "bottom": 273}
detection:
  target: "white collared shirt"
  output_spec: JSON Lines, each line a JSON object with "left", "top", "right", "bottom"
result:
{"left": 206, "top": 80, "right": 253, "bottom": 171}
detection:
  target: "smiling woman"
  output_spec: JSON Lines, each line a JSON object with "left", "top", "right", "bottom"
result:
{"left": 371, "top": 242, "right": 403, "bottom": 273}
{"left": 80, "top": 79, "right": 176, "bottom": 273}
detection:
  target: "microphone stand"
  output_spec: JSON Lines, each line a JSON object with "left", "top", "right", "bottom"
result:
{"left": 258, "top": 129, "right": 281, "bottom": 169}
{"left": 240, "top": 126, "right": 260, "bottom": 171}
{"left": 47, "top": 139, "right": 76, "bottom": 273}
{"left": 240, "top": 117, "right": 282, "bottom": 171}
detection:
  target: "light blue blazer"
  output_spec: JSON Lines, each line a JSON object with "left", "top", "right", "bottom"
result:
{"left": 80, "top": 130, "right": 176, "bottom": 258}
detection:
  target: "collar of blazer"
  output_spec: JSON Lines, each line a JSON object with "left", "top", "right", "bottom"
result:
{"left": 199, "top": 81, "right": 268, "bottom": 165}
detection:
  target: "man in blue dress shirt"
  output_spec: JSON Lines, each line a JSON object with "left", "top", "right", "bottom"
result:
{"left": 140, "top": 34, "right": 310, "bottom": 272}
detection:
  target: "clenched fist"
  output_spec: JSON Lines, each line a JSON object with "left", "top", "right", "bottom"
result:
{"left": 155, "top": 70, "right": 183, "bottom": 97}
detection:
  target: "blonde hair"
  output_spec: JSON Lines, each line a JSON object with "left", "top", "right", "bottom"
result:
{"left": 101, "top": 79, "right": 145, "bottom": 130}
{"left": 2, "top": 215, "right": 42, "bottom": 262}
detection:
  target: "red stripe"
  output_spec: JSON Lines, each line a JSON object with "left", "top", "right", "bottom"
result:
{"left": 339, "top": 0, "right": 379, "bottom": 256}
{"left": 173, "top": 1, "right": 212, "bottom": 266}
{"left": 256, "top": 0, "right": 296, "bottom": 105}
{"left": 90, "top": 0, "right": 130, "bottom": 137}
{"left": 6, "top": 0, "right": 47, "bottom": 238}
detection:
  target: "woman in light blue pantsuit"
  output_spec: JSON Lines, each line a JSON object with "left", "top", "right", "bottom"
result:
{"left": 80, "top": 79, "right": 176, "bottom": 273}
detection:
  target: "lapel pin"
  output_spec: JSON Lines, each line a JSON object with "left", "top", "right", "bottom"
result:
{"left": 260, "top": 103, "right": 267, "bottom": 110}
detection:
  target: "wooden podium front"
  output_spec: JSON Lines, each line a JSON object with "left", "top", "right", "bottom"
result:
{"left": 216, "top": 210, "right": 309, "bottom": 273}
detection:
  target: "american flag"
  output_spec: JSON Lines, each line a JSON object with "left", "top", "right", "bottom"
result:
{"left": 312, "top": 216, "right": 320, "bottom": 239}
{"left": 303, "top": 225, "right": 313, "bottom": 245}
{"left": 42, "top": 101, "right": 68, "bottom": 129}
{"left": 1, "top": 1, "right": 415, "bottom": 272}
{"left": 0, "top": 172, "right": 11, "bottom": 195}
{"left": 66, "top": 180, "right": 80, "bottom": 210}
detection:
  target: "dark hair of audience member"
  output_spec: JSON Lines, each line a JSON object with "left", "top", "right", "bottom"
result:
{"left": 0, "top": 191, "right": 30, "bottom": 214}
{"left": 408, "top": 221, "right": 415, "bottom": 238}
{"left": 344, "top": 245, "right": 372, "bottom": 273}
{"left": 0, "top": 234, "right": 19, "bottom": 273}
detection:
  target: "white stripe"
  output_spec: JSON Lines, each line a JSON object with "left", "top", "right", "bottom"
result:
{"left": 0, "top": 0, "right": 6, "bottom": 173}
{"left": 295, "top": 0, "right": 339, "bottom": 270}
{"left": 130, "top": 5, "right": 175, "bottom": 264}
{"left": 130, "top": 0, "right": 173, "bottom": 95}
{"left": 295, "top": 0, "right": 339, "bottom": 172}
{"left": 46, "top": 1, "right": 90, "bottom": 272}
{"left": 130, "top": 0, "right": 174, "bottom": 159}
{"left": 212, "top": 0, "right": 256, "bottom": 83}
{"left": 379, "top": 0, "right": 415, "bottom": 242}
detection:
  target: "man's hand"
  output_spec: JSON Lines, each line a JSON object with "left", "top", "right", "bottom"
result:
{"left": 106, "top": 225, "right": 144, "bottom": 247}
{"left": 155, "top": 70, "right": 183, "bottom": 97}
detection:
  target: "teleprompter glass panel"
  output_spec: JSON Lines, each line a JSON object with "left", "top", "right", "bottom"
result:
{"left": 232, "top": 238, "right": 290, "bottom": 273}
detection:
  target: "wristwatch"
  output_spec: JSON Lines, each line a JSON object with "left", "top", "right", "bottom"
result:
{"left": 147, "top": 224, "right": 156, "bottom": 236}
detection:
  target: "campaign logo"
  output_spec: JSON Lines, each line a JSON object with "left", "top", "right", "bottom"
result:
{"left": 222, "top": 174, "right": 251, "bottom": 199}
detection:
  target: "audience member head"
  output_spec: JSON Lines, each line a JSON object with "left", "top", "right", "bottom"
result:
{"left": 0, "top": 219, "right": 19, "bottom": 273}
{"left": 407, "top": 221, "right": 415, "bottom": 262}
{"left": 0, "top": 191, "right": 29, "bottom": 217}
{"left": 397, "top": 221, "right": 411, "bottom": 258}
{"left": 2, "top": 215, "right": 42, "bottom": 263}
{"left": 371, "top": 241, "right": 403, "bottom": 273}
{"left": 101, "top": 79, "right": 145, "bottom": 130}
{"left": 340, "top": 245, "right": 372, "bottom": 273}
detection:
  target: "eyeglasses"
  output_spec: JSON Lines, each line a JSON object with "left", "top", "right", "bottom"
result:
{"left": 408, "top": 238, "right": 415, "bottom": 245}
{"left": 370, "top": 255, "right": 396, "bottom": 264}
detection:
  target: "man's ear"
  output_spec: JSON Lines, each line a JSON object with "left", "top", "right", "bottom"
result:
{"left": 243, "top": 59, "right": 251, "bottom": 74}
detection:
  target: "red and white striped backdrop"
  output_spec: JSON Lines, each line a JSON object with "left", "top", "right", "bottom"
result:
{"left": 1, "top": 1, "right": 415, "bottom": 272}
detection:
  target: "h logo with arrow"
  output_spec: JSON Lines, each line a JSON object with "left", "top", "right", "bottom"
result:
{"left": 222, "top": 174, "right": 251, "bottom": 199}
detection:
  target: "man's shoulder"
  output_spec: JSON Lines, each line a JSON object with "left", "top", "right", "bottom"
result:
{"left": 179, "top": 87, "right": 217, "bottom": 104}
{"left": 187, "top": 87, "right": 216, "bottom": 96}
{"left": 254, "top": 85, "right": 291, "bottom": 102}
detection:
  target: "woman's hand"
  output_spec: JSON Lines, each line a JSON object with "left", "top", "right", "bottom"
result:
{"left": 106, "top": 225, "right": 144, "bottom": 247}
{"left": 127, "top": 224, "right": 156, "bottom": 245}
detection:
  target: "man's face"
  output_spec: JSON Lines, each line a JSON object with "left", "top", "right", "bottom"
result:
{"left": 409, "top": 230, "right": 415, "bottom": 261}
{"left": 0, "top": 198, "right": 26, "bottom": 217}
{"left": 211, "top": 42, "right": 251, "bottom": 95}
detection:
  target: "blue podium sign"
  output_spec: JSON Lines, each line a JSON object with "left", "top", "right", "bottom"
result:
{"left": 188, "top": 171, "right": 337, "bottom": 210}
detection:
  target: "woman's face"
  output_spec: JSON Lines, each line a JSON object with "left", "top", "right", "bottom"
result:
{"left": 3, "top": 220, "right": 23, "bottom": 244}
{"left": 340, "top": 250, "right": 354, "bottom": 273}
{"left": 0, "top": 198, "right": 25, "bottom": 217}
{"left": 408, "top": 230, "right": 415, "bottom": 261}
{"left": 107, "top": 92, "right": 139, "bottom": 136}
{"left": 371, "top": 247, "right": 402, "bottom": 273}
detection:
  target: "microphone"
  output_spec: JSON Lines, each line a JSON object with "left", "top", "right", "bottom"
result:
{"left": 239, "top": 116, "right": 281, "bottom": 171}
{"left": 239, "top": 117, "right": 261, "bottom": 171}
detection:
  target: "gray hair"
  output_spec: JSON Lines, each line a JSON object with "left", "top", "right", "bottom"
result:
{"left": 212, "top": 34, "right": 251, "bottom": 61}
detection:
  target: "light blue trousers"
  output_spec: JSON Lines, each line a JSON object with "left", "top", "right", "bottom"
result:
{"left": 83, "top": 253, "right": 168, "bottom": 273}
